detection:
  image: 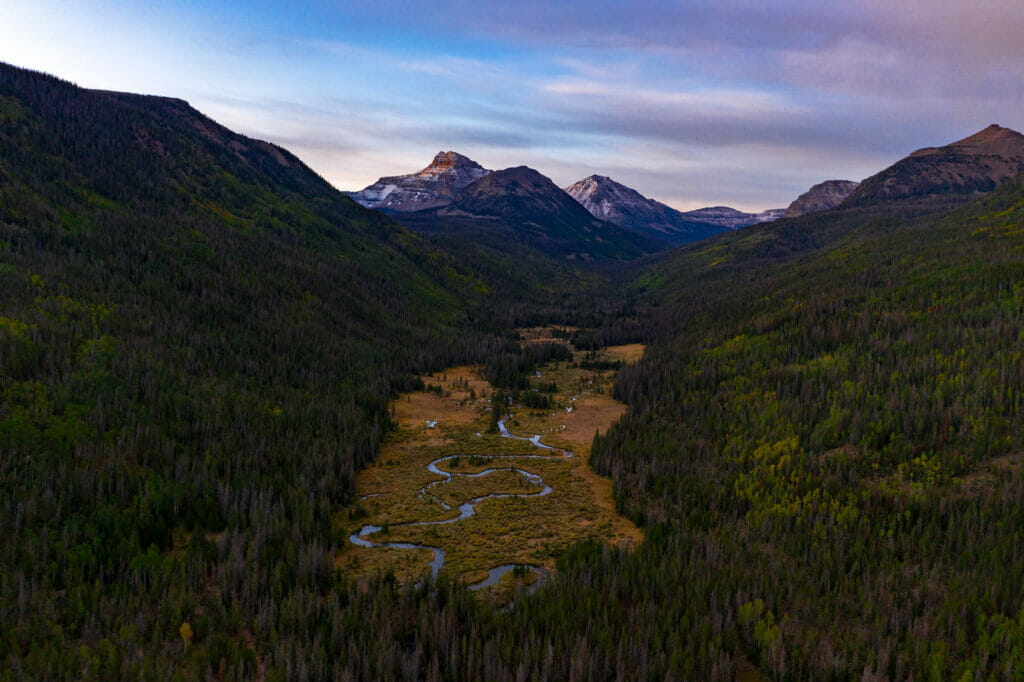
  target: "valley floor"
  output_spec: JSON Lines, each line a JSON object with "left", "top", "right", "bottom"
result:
{"left": 335, "top": 344, "right": 642, "bottom": 604}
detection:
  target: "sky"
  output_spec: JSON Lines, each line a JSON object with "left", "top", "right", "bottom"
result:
{"left": 3, "top": 1, "right": 1024, "bottom": 212}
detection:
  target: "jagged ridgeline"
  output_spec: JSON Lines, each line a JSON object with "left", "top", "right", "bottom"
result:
{"left": 563, "top": 174, "right": 728, "bottom": 245}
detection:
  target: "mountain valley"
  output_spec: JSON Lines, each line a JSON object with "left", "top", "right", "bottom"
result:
{"left": 4, "top": 61, "right": 1024, "bottom": 681}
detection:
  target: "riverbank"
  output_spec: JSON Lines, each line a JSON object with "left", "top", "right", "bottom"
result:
{"left": 335, "top": 343, "right": 643, "bottom": 601}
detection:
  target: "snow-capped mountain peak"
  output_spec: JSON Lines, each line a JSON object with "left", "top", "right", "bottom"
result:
{"left": 565, "top": 175, "right": 728, "bottom": 245}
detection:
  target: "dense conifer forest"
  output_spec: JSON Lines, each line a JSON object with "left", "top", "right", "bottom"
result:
{"left": 3, "top": 63, "right": 1024, "bottom": 679}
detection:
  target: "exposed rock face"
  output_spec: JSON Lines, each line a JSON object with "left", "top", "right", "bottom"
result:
{"left": 843, "top": 125, "right": 1024, "bottom": 208}
{"left": 433, "top": 166, "right": 666, "bottom": 259}
{"left": 350, "top": 152, "right": 792, "bottom": 233}
{"left": 564, "top": 175, "right": 724, "bottom": 245}
{"left": 753, "top": 208, "right": 787, "bottom": 223}
{"left": 784, "top": 180, "right": 860, "bottom": 218}
{"left": 565, "top": 175, "right": 648, "bottom": 222}
{"left": 680, "top": 206, "right": 784, "bottom": 229}
{"left": 440, "top": 166, "right": 606, "bottom": 226}
{"left": 346, "top": 151, "right": 491, "bottom": 211}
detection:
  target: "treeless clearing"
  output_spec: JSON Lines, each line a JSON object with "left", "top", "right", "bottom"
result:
{"left": 335, "top": 336, "right": 644, "bottom": 599}
{"left": 605, "top": 342, "right": 645, "bottom": 363}
{"left": 559, "top": 392, "right": 626, "bottom": 444}
{"left": 948, "top": 452, "right": 1024, "bottom": 499}
{"left": 391, "top": 365, "right": 491, "bottom": 428}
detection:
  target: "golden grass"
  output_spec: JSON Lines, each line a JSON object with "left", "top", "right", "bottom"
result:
{"left": 605, "top": 342, "right": 645, "bottom": 363}
{"left": 335, "top": 337, "right": 645, "bottom": 599}
{"left": 433, "top": 468, "right": 543, "bottom": 506}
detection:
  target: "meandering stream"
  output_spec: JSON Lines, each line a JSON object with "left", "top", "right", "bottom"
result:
{"left": 349, "top": 395, "right": 582, "bottom": 591}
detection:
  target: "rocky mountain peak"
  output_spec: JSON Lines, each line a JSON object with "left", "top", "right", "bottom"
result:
{"left": 423, "top": 151, "right": 485, "bottom": 174}
{"left": 909, "top": 125, "right": 1024, "bottom": 159}
{"left": 950, "top": 124, "right": 1024, "bottom": 151}
{"left": 346, "top": 151, "right": 492, "bottom": 211}
{"left": 564, "top": 175, "right": 649, "bottom": 221}
{"left": 565, "top": 176, "right": 736, "bottom": 245}
{"left": 845, "top": 124, "right": 1024, "bottom": 208}
{"left": 572, "top": 174, "right": 614, "bottom": 189}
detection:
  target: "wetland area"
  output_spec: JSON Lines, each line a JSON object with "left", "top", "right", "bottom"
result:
{"left": 336, "top": 339, "right": 643, "bottom": 604}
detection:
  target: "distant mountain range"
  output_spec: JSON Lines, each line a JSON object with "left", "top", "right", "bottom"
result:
{"left": 349, "top": 154, "right": 788, "bottom": 248}
{"left": 679, "top": 205, "right": 786, "bottom": 229}
{"left": 344, "top": 122, "right": 1024, "bottom": 257}
{"left": 423, "top": 166, "right": 665, "bottom": 259}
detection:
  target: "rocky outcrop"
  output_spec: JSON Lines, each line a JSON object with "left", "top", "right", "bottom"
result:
{"left": 346, "top": 151, "right": 491, "bottom": 211}
{"left": 784, "top": 180, "right": 860, "bottom": 218}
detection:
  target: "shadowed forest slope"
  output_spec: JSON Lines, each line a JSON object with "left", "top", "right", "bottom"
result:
{"left": 4, "top": 61, "right": 1024, "bottom": 680}
{"left": 591, "top": 178, "right": 1024, "bottom": 678}
{"left": 0, "top": 63, "right": 509, "bottom": 676}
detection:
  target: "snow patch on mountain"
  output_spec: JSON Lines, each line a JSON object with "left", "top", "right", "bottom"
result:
{"left": 681, "top": 205, "right": 784, "bottom": 229}
{"left": 346, "top": 152, "right": 492, "bottom": 212}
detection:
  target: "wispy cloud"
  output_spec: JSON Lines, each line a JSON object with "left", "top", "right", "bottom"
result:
{"left": 7, "top": 0, "right": 1024, "bottom": 210}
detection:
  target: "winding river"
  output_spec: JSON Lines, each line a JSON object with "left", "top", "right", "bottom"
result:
{"left": 349, "top": 395, "right": 581, "bottom": 591}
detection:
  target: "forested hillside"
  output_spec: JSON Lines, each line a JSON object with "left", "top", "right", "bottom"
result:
{"left": 4, "top": 61, "right": 1024, "bottom": 680}
{"left": 590, "top": 178, "right": 1024, "bottom": 678}
{"left": 0, "top": 64, "right": 512, "bottom": 676}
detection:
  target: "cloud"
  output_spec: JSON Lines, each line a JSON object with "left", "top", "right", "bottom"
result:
{"left": 22, "top": 0, "right": 1021, "bottom": 210}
